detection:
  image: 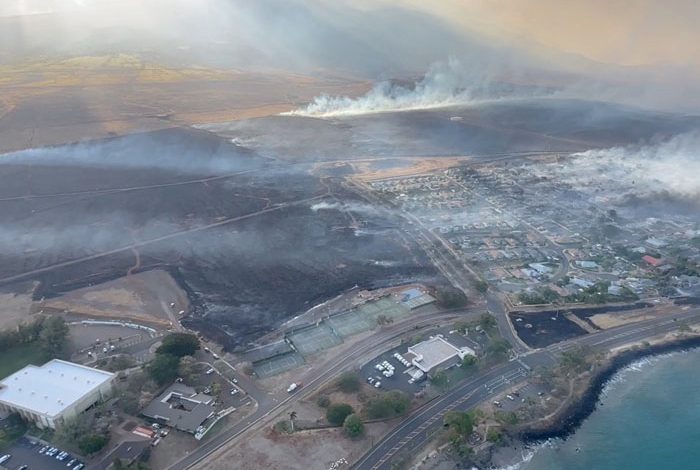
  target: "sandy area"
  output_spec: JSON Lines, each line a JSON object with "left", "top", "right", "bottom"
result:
{"left": 589, "top": 312, "right": 658, "bottom": 329}
{"left": 42, "top": 269, "right": 188, "bottom": 327}
{"left": 195, "top": 422, "right": 389, "bottom": 470}
{"left": 351, "top": 157, "right": 466, "bottom": 181}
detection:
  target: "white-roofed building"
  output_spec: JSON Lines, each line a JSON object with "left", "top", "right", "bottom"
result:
{"left": 0, "top": 359, "right": 115, "bottom": 429}
{"left": 405, "top": 335, "right": 475, "bottom": 377}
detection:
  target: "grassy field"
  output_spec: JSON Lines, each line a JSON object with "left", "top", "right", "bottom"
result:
{"left": 0, "top": 343, "right": 45, "bottom": 379}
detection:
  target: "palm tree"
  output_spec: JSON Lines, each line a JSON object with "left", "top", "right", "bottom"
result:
{"left": 289, "top": 411, "right": 297, "bottom": 432}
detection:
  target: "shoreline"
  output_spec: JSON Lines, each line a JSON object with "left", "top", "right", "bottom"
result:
{"left": 519, "top": 334, "right": 700, "bottom": 443}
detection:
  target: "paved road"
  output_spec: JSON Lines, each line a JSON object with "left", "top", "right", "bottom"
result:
{"left": 486, "top": 291, "right": 529, "bottom": 354}
{"left": 164, "top": 309, "right": 484, "bottom": 470}
{"left": 354, "top": 308, "right": 700, "bottom": 469}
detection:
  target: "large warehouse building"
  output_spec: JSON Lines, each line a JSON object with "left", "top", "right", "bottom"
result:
{"left": 0, "top": 359, "right": 115, "bottom": 429}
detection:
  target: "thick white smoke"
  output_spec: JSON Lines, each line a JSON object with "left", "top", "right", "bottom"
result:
{"left": 310, "top": 201, "right": 387, "bottom": 217}
{"left": 554, "top": 131, "right": 700, "bottom": 200}
{"left": 284, "top": 59, "right": 541, "bottom": 117}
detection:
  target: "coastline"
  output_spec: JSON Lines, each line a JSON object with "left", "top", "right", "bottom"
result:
{"left": 519, "top": 334, "right": 700, "bottom": 443}
{"left": 480, "top": 334, "right": 700, "bottom": 470}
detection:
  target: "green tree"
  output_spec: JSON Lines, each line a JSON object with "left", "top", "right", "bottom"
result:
{"left": 478, "top": 313, "right": 497, "bottom": 332}
{"left": 16, "top": 317, "right": 45, "bottom": 344}
{"left": 431, "top": 370, "right": 449, "bottom": 389}
{"left": 343, "top": 413, "right": 364, "bottom": 438}
{"left": 487, "top": 339, "right": 512, "bottom": 361}
{"left": 336, "top": 372, "right": 361, "bottom": 393}
{"left": 486, "top": 428, "right": 503, "bottom": 444}
{"left": 365, "top": 391, "right": 410, "bottom": 419}
{"left": 461, "top": 355, "right": 477, "bottom": 368}
{"left": 146, "top": 354, "right": 180, "bottom": 385}
{"left": 156, "top": 333, "right": 200, "bottom": 358}
{"left": 443, "top": 411, "right": 474, "bottom": 437}
{"left": 560, "top": 347, "right": 590, "bottom": 374}
{"left": 435, "top": 286, "right": 468, "bottom": 308}
{"left": 316, "top": 395, "right": 331, "bottom": 408}
{"left": 177, "top": 355, "right": 197, "bottom": 382}
{"left": 39, "top": 316, "right": 70, "bottom": 359}
{"left": 79, "top": 434, "right": 108, "bottom": 454}
{"left": 326, "top": 403, "right": 354, "bottom": 425}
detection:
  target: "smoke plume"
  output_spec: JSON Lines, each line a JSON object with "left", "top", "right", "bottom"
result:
{"left": 533, "top": 131, "right": 700, "bottom": 206}
{"left": 284, "top": 59, "right": 549, "bottom": 117}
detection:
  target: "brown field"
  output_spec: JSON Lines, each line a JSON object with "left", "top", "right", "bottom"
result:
{"left": 40, "top": 269, "right": 189, "bottom": 327}
{"left": 0, "top": 55, "right": 368, "bottom": 153}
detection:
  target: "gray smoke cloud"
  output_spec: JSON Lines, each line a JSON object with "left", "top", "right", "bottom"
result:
{"left": 283, "top": 58, "right": 552, "bottom": 117}
{"left": 535, "top": 131, "right": 700, "bottom": 202}
{"left": 0, "top": 131, "right": 261, "bottom": 175}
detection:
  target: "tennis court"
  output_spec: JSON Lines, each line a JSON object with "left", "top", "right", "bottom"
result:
{"left": 327, "top": 310, "right": 374, "bottom": 337}
{"left": 253, "top": 352, "right": 305, "bottom": 379}
{"left": 287, "top": 323, "right": 342, "bottom": 356}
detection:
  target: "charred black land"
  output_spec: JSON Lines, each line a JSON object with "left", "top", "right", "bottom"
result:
{"left": 2, "top": 98, "right": 698, "bottom": 349}
{"left": 0, "top": 127, "right": 441, "bottom": 349}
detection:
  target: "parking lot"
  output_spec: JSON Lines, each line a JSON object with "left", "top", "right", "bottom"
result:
{"left": 359, "top": 344, "right": 425, "bottom": 395}
{"left": 196, "top": 365, "right": 251, "bottom": 408}
{"left": 2, "top": 438, "right": 85, "bottom": 470}
{"left": 491, "top": 381, "right": 549, "bottom": 412}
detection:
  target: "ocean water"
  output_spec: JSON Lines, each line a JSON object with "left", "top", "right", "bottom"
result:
{"left": 522, "top": 348, "right": 700, "bottom": 470}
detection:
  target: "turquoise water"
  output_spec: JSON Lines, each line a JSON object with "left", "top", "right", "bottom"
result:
{"left": 523, "top": 348, "right": 700, "bottom": 470}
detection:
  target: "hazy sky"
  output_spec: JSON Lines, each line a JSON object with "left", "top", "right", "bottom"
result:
{"left": 2, "top": 0, "right": 699, "bottom": 111}
{"left": 398, "top": 0, "right": 700, "bottom": 69}
{"left": 3, "top": 0, "right": 699, "bottom": 70}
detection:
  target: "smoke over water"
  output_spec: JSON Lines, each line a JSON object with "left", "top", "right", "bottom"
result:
{"left": 284, "top": 59, "right": 550, "bottom": 118}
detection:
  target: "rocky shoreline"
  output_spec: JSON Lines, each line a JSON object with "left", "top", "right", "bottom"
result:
{"left": 519, "top": 335, "right": 700, "bottom": 443}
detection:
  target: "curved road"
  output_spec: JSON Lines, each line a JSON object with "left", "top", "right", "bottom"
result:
{"left": 354, "top": 307, "right": 700, "bottom": 469}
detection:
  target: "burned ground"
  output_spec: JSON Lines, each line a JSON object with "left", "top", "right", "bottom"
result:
{"left": 2, "top": 99, "right": 698, "bottom": 349}
{"left": 0, "top": 128, "right": 440, "bottom": 349}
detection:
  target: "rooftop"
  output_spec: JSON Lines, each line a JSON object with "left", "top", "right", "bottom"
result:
{"left": 0, "top": 359, "right": 115, "bottom": 418}
{"left": 141, "top": 383, "right": 215, "bottom": 434}
{"left": 408, "top": 336, "right": 474, "bottom": 373}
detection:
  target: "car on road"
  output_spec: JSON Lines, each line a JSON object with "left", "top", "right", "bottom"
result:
{"left": 212, "top": 353, "right": 220, "bottom": 359}
{"left": 0, "top": 454, "right": 11, "bottom": 464}
{"left": 205, "top": 368, "right": 215, "bottom": 375}
{"left": 18, "top": 465, "right": 28, "bottom": 470}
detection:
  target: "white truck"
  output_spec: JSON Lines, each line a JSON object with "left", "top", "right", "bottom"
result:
{"left": 287, "top": 382, "right": 302, "bottom": 393}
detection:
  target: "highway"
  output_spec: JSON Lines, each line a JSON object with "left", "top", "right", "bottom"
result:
{"left": 164, "top": 308, "right": 486, "bottom": 470}
{"left": 353, "top": 307, "right": 700, "bottom": 469}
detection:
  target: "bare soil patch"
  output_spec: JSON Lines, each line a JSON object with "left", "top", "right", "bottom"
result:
{"left": 42, "top": 269, "right": 188, "bottom": 327}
